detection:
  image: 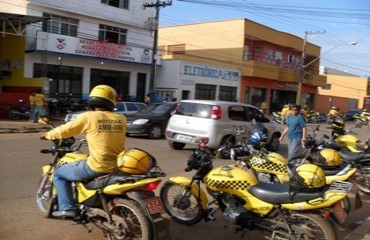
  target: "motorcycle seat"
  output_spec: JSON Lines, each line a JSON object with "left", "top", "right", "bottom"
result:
{"left": 84, "top": 172, "right": 149, "bottom": 190}
{"left": 320, "top": 165, "right": 346, "bottom": 176}
{"left": 248, "top": 182, "right": 324, "bottom": 204}
{"left": 339, "top": 149, "right": 365, "bottom": 162}
{"left": 340, "top": 149, "right": 370, "bottom": 164}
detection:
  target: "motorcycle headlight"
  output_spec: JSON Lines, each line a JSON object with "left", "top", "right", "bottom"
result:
{"left": 132, "top": 119, "right": 149, "bottom": 124}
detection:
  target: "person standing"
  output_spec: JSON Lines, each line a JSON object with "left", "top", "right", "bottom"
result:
{"left": 29, "top": 90, "right": 37, "bottom": 122}
{"left": 279, "top": 104, "right": 307, "bottom": 160}
{"left": 35, "top": 89, "right": 47, "bottom": 121}
{"left": 43, "top": 85, "right": 127, "bottom": 218}
{"left": 260, "top": 101, "right": 268, "bottom": 114}
{"left": 144, "top": 94, "right": 151, "bottom": 105}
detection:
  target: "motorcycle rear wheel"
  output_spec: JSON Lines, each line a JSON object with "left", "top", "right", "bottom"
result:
{"left": 108, "top": 198, "right": 153, "bottom": 240}
{"left": 275, "top": 212, "right": 335, "bottom": 240}
{"left": 8, "top": 109, "right": 21, "bottom": 120}
{"left": 36, "top": 174, "right": 56, "bottom": 218}
{"left": 160, "top": 182, "right": 203, "bottom": 225}
{"left": 355, "top": 167, "right": 370, "bottom": 195}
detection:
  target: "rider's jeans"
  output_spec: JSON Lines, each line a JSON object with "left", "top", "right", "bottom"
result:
{"left": 287, "top": 137, "right": 303, "bottom": 160}
{"left": 29, "top": 105, "right": 36, "bottom": 122}
{"left": 53, "top": 160, "right": 105, "bottom": 211}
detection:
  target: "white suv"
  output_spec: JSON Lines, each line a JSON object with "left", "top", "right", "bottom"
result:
{"left": 165, "top": 100, "right": 281, "bottom": 152}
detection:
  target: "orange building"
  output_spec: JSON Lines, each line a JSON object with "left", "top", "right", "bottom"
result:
{"left": 158, "top": 18, "right": 326, "bottom": 113}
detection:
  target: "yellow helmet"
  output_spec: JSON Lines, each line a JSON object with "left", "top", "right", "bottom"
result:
{"left": 290, "top": 164, "right": 326, "bottom": 189}
{"left": 317, "top": 149, "right": 341, "bottom": 166}
{"left": 88, "top": 85, "right": 116, "bottom": 111}
{"left": 117, "top": 148, "right": 154, "bottom": 174}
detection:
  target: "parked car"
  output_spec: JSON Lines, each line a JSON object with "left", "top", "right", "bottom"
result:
{"left": 165, "top": 100, "right": 281, "bottom": 153}
{"left": 126, "top": 102, "right": 177, "bottom": 139}
{"left": 343, "top": 110, "right": 361, "bottom": 121}
{"left": 64, "top": 101, "right": 147, "bottom": 122}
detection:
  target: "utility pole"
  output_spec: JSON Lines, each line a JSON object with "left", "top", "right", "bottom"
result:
{"left": 143, "top": 0, "right": 172, "bottom": 93}
{"left": 295, "top": 30, "right": 325, "bottom": 105}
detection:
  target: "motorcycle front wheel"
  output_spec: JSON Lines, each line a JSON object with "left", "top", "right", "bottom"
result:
{"left": 108, "top": 198, "right": 153, "bottom": 240}
{"left": 160, "top": 181, "right": 203, "bottom": 225}
{"left": 273, "top": 213, "right": 335, "bottom": 240}
{"left": 36, "top": 174, "right": 57, "bottom": 218}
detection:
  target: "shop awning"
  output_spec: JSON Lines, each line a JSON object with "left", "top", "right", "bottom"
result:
{"left": 0, "top": 12, "right": 48, "bottom": 35}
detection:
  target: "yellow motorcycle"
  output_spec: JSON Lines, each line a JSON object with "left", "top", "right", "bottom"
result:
{"left": 36, "top": 131, "right": 169, "bottom": 240}
{"left": 160, "top": 140, "right": 352, "bottom": 239}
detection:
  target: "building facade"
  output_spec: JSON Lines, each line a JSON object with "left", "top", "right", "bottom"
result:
{"left": 156, "top": 60, "right": 241, "bottom": 101}
{"left": 1, "top": 0, "right": 156, "bottom": 102}
{"left": 317, "top": 66, "right": 370, "bottom": 112}
{"left": 158, "top": 19, "right": 326, "bottom": 113}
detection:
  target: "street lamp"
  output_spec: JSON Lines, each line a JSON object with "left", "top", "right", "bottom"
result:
{"left": 295, "top": 38, "right": 357, "bottom": 105}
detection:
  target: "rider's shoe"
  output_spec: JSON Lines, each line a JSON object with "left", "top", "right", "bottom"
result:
{"left": 52, "top": 210, "right": 76, "bottom": 218}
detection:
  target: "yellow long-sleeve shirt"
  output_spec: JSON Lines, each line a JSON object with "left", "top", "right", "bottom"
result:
{"left": 35, "top": 93, "right": 47, "bottom": 106}
{"left": 44, "top": 111, "right": 127, "bottom": 173}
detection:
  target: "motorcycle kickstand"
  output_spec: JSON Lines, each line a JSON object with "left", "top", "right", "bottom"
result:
{"left": 81, "top": 223, "right": 93, "bottom": 233}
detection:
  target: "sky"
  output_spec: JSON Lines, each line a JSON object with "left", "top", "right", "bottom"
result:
{"left": 158, "top": 0, "right": 370, "bottom": 77}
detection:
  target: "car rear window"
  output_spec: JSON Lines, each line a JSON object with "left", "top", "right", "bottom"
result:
{"left": 176, "top": 102, "right": 213, "bottom": 118}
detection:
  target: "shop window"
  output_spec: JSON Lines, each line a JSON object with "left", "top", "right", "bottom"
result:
{"left": 195, "top": 84, "right": 216, "bottom": 100}
{"left": 219, "top": 86, "right": 237, "bottom": 102}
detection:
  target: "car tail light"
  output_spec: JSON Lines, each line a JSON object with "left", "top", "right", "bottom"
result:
{"left": 211, "top": 105, "right": 221, "bottom": 119}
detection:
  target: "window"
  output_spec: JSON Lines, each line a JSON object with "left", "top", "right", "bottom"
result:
{"left": 168, "top": 44, "right": 185, "bottom": 55}
{"left": 228, "top": 106, "right": 246, "bottom": 121}
{"left": 246, "top": 107, "right": 265, "bottom": 122}
{"left": 195, "top": 84, "right": 216, "bottom": 100}
{"left": 126, "top": 103, "right": 139, "bottom": 111}
{"left": 101, "top": 0, "right": 129, "bottom": 9}
{"left": 219, "top": 86, "right": 237, "bottom": 102}
{"left": 322, "top": 84, "right": 332, "bottom": 90}
{"left": 42, "top": 13, "right": 78, "bottom": 37}
{"left": 99, "top": 24, "right": 127, "bottom": 44}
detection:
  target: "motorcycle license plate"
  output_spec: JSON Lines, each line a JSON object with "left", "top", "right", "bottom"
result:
{"left": 333, "top": 202, "right": 348, "bottom": 225}
{"left": 144, "top": 197, "right": 164, "bottom": 215}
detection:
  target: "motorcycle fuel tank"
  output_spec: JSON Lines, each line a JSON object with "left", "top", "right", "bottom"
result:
{"left": 204, "top": 165, "right": 258, "bottom": 193}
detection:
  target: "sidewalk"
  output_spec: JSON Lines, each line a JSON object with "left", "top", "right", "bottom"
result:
{"left": 0, "top": 119, "right": 55, "bottom": 134}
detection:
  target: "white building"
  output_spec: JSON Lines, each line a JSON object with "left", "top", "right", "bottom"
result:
{"left": 5, "top": 0, "right": 156, "bottom": 101}
{"left": 156, "top": 60, "right": 241, "bottom": 101}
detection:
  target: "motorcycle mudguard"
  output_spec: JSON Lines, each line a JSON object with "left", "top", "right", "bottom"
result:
{"left": 282, "top": 184, "right": 349, "bottom": 211}
{"left": 167, "top": 176, "right": 209, "bottom": 210}
{"left": 325, "top": 168, "right": 357, "bottom": 184}
{"left": 103, "top": 178, "right": 162, "bottom": 195}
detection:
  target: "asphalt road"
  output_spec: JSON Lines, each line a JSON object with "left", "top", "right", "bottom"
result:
{"left": 0, "top": 122, "right": 369, "bottom": 240}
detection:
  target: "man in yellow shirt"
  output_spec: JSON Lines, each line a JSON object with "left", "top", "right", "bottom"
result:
{"left": 44, "top": 85, "right": 127, "bottom": 218}
{"left": 35, "top": 89, "right": 47, "bottom": 121}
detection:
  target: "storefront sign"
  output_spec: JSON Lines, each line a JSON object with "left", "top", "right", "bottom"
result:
{"left": 37, "top": 33, "right": 152, "bottom": 64}
{"left": 278, "top": 83, "right": 298, "bottom": 91}
{"left": 182, "top": 63, "right": 240, "bottom": 81}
